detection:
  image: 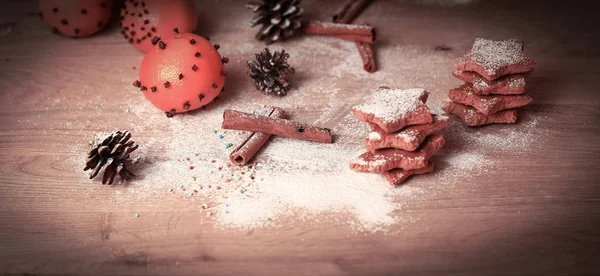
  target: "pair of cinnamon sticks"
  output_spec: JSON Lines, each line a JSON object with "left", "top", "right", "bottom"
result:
{"left": 333, "top": 0, "right": 376, "bottom": 73}
{"left": 301, "top": 0, "right": 376, "bottom": 72}
{"left": 222, "top": 108, "right": 333, "bottom": 166}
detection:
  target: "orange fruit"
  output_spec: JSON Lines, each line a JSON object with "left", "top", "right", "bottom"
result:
{"left": 135, "top": 34, "right": 228, "bottom": 117}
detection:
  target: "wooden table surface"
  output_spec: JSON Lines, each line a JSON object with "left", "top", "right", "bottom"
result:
{"left": 1, "top": 0, "right": 599, "bottom": 275}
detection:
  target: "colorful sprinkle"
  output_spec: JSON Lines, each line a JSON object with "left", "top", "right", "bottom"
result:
{"left": 217, "top": 186, "right": 221, "bottom": 190}
{"left": 211, "top": 160, "right": 216, "bottom": 163}
{"left": 189, "top": 192, "right": 194, "bottom": 196}
{"left": 224, "top": 143, "right": 233, "bottom": 149}
{"left": 218, "top": 134, "right": 224, "bottom": 139}
{"left": 267, "top": 218, "right": 272, "bottom": 221}
{"left": 240, "top": 189, "right": 244, "bottom": 194}
{"left": 179, "top": 184, "right": 184, "bottom": 189}
{"left": 213, "top": 130, "right": 217, "bottom": 134}
{"left": 135, "top": 213, "right": 139, "bottom": 218}
{"left": 189, "top": 166, "right": 194, "bottom": 170}
{"left": 168, "top": 188, "right": 173, "bottom": 192}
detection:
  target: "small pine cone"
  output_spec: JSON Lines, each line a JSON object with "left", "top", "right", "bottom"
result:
{"left": 246, "top": 0, "right": 304, "bottom": 44}
{"left": 247, "top": 48, "right": 295, "bottom": 96}
{"left": 84, "top": 131, "right": 140, "bottom": 185}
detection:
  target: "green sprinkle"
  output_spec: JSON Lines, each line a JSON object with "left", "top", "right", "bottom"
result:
{"left": 240, "top": 189, "right": 244, "bottom": 194}
{"left": 134, "top": 213, "right": 139, "bottom": 218}
{"left": 267, "top": 218, "right": 272, "bottom": 221}
{"left": 213, "top": 130, "right": 217, "bottom": 134}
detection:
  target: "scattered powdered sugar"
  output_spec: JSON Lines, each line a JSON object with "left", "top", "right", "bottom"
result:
{"left": 368, "top": 131, "right": 382, "bottom": 140}
{"left": 353, "top": 87, "right": 428, "bottom": 123}
{"left": 507, "top": 77, "right": 526, "bottom": 88}
{"left": 396, "top": 130, "right": 419, "bottom": 142}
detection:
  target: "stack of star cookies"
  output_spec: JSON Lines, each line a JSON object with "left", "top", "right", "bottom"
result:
{"left": 349, "top": 87, "right": 449, "bottom": 185}
{"left": 444, "top": 38, "right": 536, "bottom": 126}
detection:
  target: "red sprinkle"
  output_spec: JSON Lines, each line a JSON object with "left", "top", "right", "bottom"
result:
{"left": 195, "top": 153, "right": 199, "bottom": 156}
{"left": 208, "top": 185, "right": 212, "bottom": 188}
{"left": 227, "top": 163, "right": 231, "bottom": 167}
{"left": 241, "top": 172, "right": 245, "bottom": 175}
{"left": 182, "top": 188, "right": 186, "bottom": 191}
{"left": 194, "top": 190, "right": 198, "bottom": 193}
{"left": 186, "top": 157, "right": 190, "bottom": 161}
{"left": 211, "top": 160, "right": 216, "bottom": 163}
{"left": 177, "top": 159, "right": 181, "bottom": 162}
{"left": 218, "top": 167, "right": 222, "bottom": 171}
{"left": 189, "top": 166, "right": 195, "bottom": 170}
{"left": 224, "top": 179, "right": 231, "bottom": 183}
{"left": 216, "top": 186, "right": 221, "bottom": 190}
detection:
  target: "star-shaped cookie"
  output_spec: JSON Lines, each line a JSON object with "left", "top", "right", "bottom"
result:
{"left": 452, "top": 70, "right": 528, "bottom": 95}
{"left": 384, "top": 163, "right": 434, "bottom": 185}
{"left": 366, "top": 115, "right": 449, "bottom": 152}
{"left": 455, "top": 38, "right": 536, "bottom": 81}
{"left": 349, "top": 134, "right": 445, "bottom": 173}
{"left": 448, "top": 84, "right": 532, "bottom": 115}
{"left": 442, "top": 101, "right": 517, "bottom": 126}
{"left": 352, "top": 87, "right": 433, "bottom": 133}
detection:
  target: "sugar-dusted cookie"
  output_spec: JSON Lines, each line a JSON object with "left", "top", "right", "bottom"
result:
{"left": 452, "top": 70, "right": 527, "bottom": 95}
{"left": 383, "top": 163, "right": 434, "bottom": 185}
{"left": 349, "top": 134, "right": 445, "bottom": 173}
{"left": 442, "top": 101, "right": 517, "bottom": 126}
{"left": 448, "top": 84, "right": 532, "bottom": 115}
{"left": 455, "top": 38, "right": 535, "bottom": 81}
{"left": 352, "top": 87, "right": 433, "bottom": 133}
{"left": 366, "top": 115, "right": 449, "bottom": 152}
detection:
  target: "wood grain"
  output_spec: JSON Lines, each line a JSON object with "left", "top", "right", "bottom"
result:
{"left": 1, "top": 0, "right": 599, "bottom": 275}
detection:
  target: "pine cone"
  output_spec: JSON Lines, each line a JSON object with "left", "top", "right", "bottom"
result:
{"left": 247, "top": 48, "right": 295, "bottom": 96}
{"left": 84, "top": 131, "right": 140, "bottom": 185}
{"left": 246, "top": 0, "right": 304, "bottom": 44}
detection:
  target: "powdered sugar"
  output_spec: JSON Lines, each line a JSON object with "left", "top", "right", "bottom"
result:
{"left": 396, "top": 130, "right": 419, "bottom": 143}
{"left": 368, "top": 131, "right": 382, "bottom": 140}
{"left": 353, "top": 87, "right": 428, "bottom": 123}
{"left": 458, "top": 38, "right": 532, "bottom": 76}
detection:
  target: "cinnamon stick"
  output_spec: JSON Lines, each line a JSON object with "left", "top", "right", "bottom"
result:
{"left": 333, "top": 1, "right": 377, "bottom": 73}
{"left": 222, "top": 109, "right": 333, "bottom": 143}
{"left": 332, "top": 0, "right": 373, "bottom": 24}
{"left": 356, "top": 41, "right": 376, "bottom": 72}
{"left": 302, "top": 21, "right": 375, "bottom": 44}
{"left": 229, "top": 107, "right": 286, "bottom": 166}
